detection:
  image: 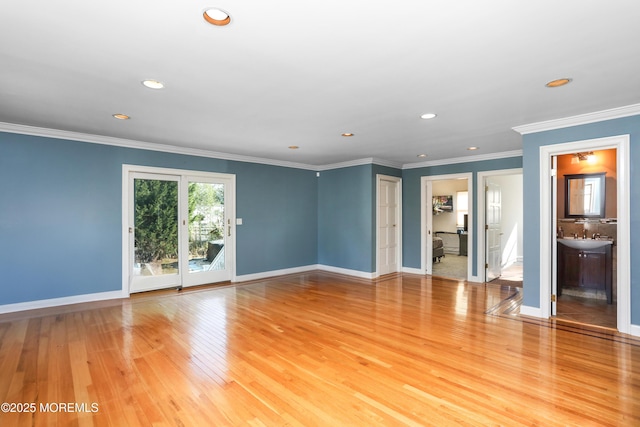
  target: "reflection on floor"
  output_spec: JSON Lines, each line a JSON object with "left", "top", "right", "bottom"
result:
{"left": 432, "top": 260, "right": 616, "bottom": 330}
{"left": 556, "top": 294, "right": 617, "bottom": 329}
{"left": 488, "top": 262, "right": 523, "bottom": 287}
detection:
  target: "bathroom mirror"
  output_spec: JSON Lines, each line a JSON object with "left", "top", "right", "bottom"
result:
{"left": 565, "top": 172, "right": 606, "bottom": 218}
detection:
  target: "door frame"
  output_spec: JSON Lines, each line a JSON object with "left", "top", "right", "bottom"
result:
{"left": 375, "top": 174, "right": 402, "bottom": 277}
{"left": 476, "top": 168, "right": 522, "bottom": 282}
{"left": 121, "top": 165, "right": 236, "bottom": 296}
{"left": 421, "top": 173, "right": 475, "bottom": 280}
{"left": 538, "top": 135, "right": 630, "bottom": 333}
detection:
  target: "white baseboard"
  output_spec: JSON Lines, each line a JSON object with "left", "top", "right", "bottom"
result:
{"left": 628, "top": 324, "right": 640, "bottom": 338}
{"left": 0, "top": 290, "right": 126, "bottom": 315}
{"left": 519, "top": 305, "right": 543, "bottom": 318}
{"left": 234, "top": 265, "right": 319, "bottom": 282}
{"left": 317, "top": 265, "right": 376, "bottom": 279}
{"left": 402, "top": 267, "right": 424, "bottom": 275}
{"left": 235, "top": 264, "right": 377, "bottom": 281}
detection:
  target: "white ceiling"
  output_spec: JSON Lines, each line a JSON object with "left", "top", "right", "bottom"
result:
{"left": 2, "top": 1, "right": 640, "bottom": 167}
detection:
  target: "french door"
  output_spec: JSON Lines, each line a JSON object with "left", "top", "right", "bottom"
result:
{"left": 125, "top": 166, "right": 235, "bottom": 293}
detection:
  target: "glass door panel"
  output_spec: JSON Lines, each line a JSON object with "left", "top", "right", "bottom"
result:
{"left": 130, "top": 174, "right": 181, "bottom": 292}
{"left": 182, "top": 178, "right": 231, "bottom": 287}
{"left": 126, "top": 168, "right": 234, "bottom": 293}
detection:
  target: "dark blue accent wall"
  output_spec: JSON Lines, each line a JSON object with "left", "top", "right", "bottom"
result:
{"left": 401, "top": 157, "right": 523, "bottom": 275}
{"left": 0, "top": 132, "right": 317, "bottom": 305}
{"left": 522, "top": 115, "right": 640, "bottom": 324}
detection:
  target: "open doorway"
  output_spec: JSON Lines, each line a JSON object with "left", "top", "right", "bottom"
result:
{"left": 422, "top": 174, "right": 472, "bottom": 281}
{"left": 539, "top": 135, "right": 630, "bottom": 334}
{"left": 477, "top": 170, "right": 523, "bottom": 287}
{"left": 554, "top": 149, "right": 617, "bottom": 329}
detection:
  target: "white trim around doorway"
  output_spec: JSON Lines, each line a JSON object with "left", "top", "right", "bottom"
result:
{"left": 476, "top": 168, "right": 523, "bottom": 283}
{"left": 121, "top": 165, "right": 237, "bottom": 297}
{"left": 421, "top": 173, "right": 478, "bottom": 282}
{"left": 375, "top": 174, "right": 402, "bottom": 278}
{"left": 537, "top": 135, "right": 631, "bottom": 335}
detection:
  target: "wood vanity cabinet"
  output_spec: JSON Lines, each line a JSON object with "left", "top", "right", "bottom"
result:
{"left": 557, "top": 243, "right": 612, "bottom": 304}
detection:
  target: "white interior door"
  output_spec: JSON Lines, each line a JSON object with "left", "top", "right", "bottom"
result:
{"left": 486, "top": 180, "right": 502, "bottom": 281}
{"left": 126, "top": 167, "right": 235, "bottom": 294}
{"left": 378, "top": 176, "right": 400, "bottom": 275}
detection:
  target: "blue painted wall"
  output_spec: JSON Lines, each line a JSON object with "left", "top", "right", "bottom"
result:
{"left": 401, "top": 157, "right": 523, "bottom": 275}
{"left": 0, "top": 132, "right": 318, "bottom": 305}
{"left": 317, "top": 164, "right": 402, "bottom": 273}
{"left": 317, "top": 165, "right": 374, "bottom": 272}
{"left": 522, "top": 115, "right": 640, "bottom": 324}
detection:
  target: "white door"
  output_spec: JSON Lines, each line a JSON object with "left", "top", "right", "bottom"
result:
{"left": 127, "top": 168, "right": 234, "bottom": 293}
{"left": 378, "top": 176, "right": 400, "bottom": 275}
{"left": 486, "top": 180, "right": 502, "bottom": 281}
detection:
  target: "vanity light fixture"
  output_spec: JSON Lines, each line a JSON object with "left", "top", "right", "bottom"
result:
{"left": 288, "top": 145, "right": 299, "bottom": 149}
{"left": 417, "top": 154, "right": 428, "bottom": 158}
{"left": 571, "top": 151, "right": 595, "bottom": 164}
{"left": 341, "top": 133, "right": 354, "bottom": 137}
{"left": 420, "top": 113, "right": 437, "bottom": 119}
{"left": 142, "top": 80, "right": 165, "bottom": 89}
{"left": 546, "top": 78, "right": 572, "bottom": 88}
{"left": 203, "top": 8, "right": 231, "bottom": 26}
{"left": 112, "top": 113, "right": 130, "bottom": 120}
{"left": 467, "top": 146, "right": 479, "bottom": 151}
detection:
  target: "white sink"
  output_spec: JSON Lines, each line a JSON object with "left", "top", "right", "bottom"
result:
{"left": 558, "top": 238, "right": 613, "bottom": 250}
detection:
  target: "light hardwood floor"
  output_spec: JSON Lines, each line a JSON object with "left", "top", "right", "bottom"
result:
{"left": 0, "top": 272, "right": 638, "bottom": 426}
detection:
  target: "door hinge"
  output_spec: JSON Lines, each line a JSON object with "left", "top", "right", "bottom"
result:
{"left": 551, "top": 294, "right": 557, "bottom": 302}
{"left": 551, "top": 168, "right": 557, "bottom": 177}
{"left": 485, "top": 224, "right": 489, "bottom": 230}
{"left": 485, "top": 263, "right": 488, "bottom": 269}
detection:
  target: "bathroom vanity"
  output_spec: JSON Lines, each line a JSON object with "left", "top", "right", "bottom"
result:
{"left": 557, "top": 238, "right": 613, "bottom": 304}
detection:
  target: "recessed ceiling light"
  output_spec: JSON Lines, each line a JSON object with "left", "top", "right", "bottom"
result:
{"left": 142, "top": 80, "right": 164, "bottom": 89}
{"left": 417, "top": 154, "right": 428, "bottom": 158}
{"left": 342, "top": 133, "right": 354, "bottom": 137}
{"left": 420, "top": 113, "right": 437, "bottom": 119}
{"left": 288, "top": 145, "right": 299, "bottom": 149}
{"left": 467, "top": 146, "right": 478, "bottom": 151}
{"left": 546, "top": 78, "right": 572, "bottom": 88}
{"left": 203, "top": 8, "right": 231, "bottom": 26}
{"left": 112, "top": 113, "right": 130, "bottom": 120}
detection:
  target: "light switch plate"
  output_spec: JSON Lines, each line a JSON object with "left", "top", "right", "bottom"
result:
{"left": 236, "top": 218, "right": 243, "bottom": 225}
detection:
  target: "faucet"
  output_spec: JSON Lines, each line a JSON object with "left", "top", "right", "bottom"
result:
{"left": 592, "top": 233, "right": 601, "bottom": 240}
{"left": 583, "top": 229, "right": 587, "bottom": 239}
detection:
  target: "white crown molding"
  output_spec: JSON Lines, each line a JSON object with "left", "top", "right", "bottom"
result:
{"left": 0, "top": 121, "right": 318, "bottom": 171}
{"left": 1, "top": 121, "right": 522, "bottom": 172}
{"left": 402, "top": 149, "right": 523, "bottom": 169}
{"left": 512, "top": 103, "right": 640, "bottom": 135}
{"left": 317, "top": 157, "right": 403, "bottom": 171}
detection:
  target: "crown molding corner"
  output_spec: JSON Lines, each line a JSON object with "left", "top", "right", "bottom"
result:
{"left": 513, "top": 103, "right": 640, "bottom": 135}
{"left": 0, "top": 121, "right": 317, "bottom": 171}
{"left": 402, "top": 149, "right": 523, "bottom": 169}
